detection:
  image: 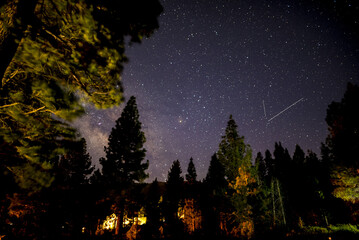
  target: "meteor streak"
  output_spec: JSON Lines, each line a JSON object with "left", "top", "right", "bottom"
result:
{"left": 268, "top": 98, "right": 304, "bottom": 122}
{"left": 263, "top": 100, "right": 267, "bottom": 118}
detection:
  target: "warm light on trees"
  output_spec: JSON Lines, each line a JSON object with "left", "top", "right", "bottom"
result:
{"left": 180, "top": 199, "right": 202, "bottom": 234}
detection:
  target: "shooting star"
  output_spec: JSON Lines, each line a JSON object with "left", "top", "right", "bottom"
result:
{"left": 262, "top": 100, "right": 267, "bottom": 118}
{"left": 268, "top": 98, "right": 304, "bottom": 122}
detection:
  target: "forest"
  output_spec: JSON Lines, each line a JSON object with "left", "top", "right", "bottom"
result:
{"left": 1, "top": 0, "right": 359, "bottom": 240}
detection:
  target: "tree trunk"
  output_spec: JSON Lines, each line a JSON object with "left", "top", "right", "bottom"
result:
{"left": 0, "top": 0, "right": 37, "bottom": 83}
{"left": 276, "top": 179, "right": 286, "bottom": 226}
{"left": 271, "top": 179, "right": 276, "bottom": 226}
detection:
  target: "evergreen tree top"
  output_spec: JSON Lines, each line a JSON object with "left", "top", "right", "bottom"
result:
{"left": 100, "top": 96, "right": 148, "bottom": 186}
{"left": 167, "top": 160, "right": 184, "bottom": 185}
{"left": 185, "top": 157, "right": 197, "bottom": 184}
{"left": 217, "top": 115, "right": 252, "bottom": 182}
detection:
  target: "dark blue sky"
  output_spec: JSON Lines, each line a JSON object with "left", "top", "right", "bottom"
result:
{"left": 75, "top": 0, "right": 359, "bottom": 181}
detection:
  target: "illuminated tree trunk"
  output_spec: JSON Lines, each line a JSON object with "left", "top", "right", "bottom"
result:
{"left": 271, "top": 180, "right": 276, "bottom": 226}
{"left": 271, "top": 178, "right": 286, "bottom": 226}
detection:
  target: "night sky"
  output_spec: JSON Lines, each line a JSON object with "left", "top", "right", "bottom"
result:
{"left": 74, "top": 0, "right": 359, "bottom": 181}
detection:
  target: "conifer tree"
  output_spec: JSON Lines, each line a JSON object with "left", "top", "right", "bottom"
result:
{"left": 164, "top": 160, "right": 184, "bottom": 224}
{"left": 217, "top": 115, "right": 256, "bottom": 238}
{"left": 144, "top": 178, "right": 162, "bottom": 236}
{"left": 217, "top": 115, "right": 252, "bottom": 182}
{"left": 186, "top": 157, "right": 197, "bottom": 184}
{"left": 273, "top": 142, "right": 291, "bottom": 181}
{"left": 255, "top": 152, "right": 267, "bottom": 184}
{"left": 204, "top": 154, "right": 227, "bottom": 196}
{"left": 99, "top": 96, "right": 148, "bottom": 232}
{"left": 57, "top": 138, "right": 94, "bottom": 186}
{"left": 264, "top": 149, "right": 274, "bottom": 180}
{"left": 100, "top": 96, "right": 148, "bottom": 187}
{"left": 293, "top": 145, "right": 305, "bottom": 166}
{"left": 45, "top": 138, "right": 94, "bottom": 239}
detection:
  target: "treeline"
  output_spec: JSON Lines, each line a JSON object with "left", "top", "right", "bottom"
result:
{"left": 1, "top": 83, "right": 359, "bottom": 240}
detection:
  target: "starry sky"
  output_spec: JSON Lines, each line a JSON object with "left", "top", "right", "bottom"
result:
{"left": 74, "top": 0, "right": 359, "bottom": 181}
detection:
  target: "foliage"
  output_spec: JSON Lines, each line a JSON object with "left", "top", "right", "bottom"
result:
{"left": 180, "top": 198, "right": 202, "bottom": 234}
{"left": 56, "top": 138, "right": 94, "bottom": 186}
{"left": 167, "top": 160, "right": 184, "bottom": 186}
{"left": 217, "top": 115, "right": 256, "bottom": 239}
{"left": 217, "top": 115, "right": 252, "bottom": 182}
{"left": 332, "top": 166, "right": 359, "bottom": 203}
{"left": 323, "top": 83, "right": 359, "bottom": 203}
{"left": 0, "top": 0, "right": 162, "bottom": 190}
{"left": 303, "top": 224, "right": 359, "bottom": 234}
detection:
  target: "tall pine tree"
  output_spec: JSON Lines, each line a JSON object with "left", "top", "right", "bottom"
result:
{"left": 164, "top": 160, "right": 184, "bottom": 224}
{"left": 217, "top": 115, "right": 252, "bottom": 182}
{"left": 100, "top": 96, "right": 148, "bottom": 187}
{"left": 217, "top": 115, "right": 256, "bottom": 238}
{"left": 99, "top": 96, "right": 148, "bottom": 233}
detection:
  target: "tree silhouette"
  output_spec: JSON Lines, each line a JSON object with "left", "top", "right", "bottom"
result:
{"left": 100, "top": 96, "right": 148, "bottom": 233}
{"left": 57, "top": 138, "right": 94, "bottom": 186}
{"left": 205, "top": 154, "right": 227, "bottom": 196}
{"left": 255, "top": 152, "right": 267, "bottom": 185}
{"left": 186, "top": 157, "right": 197, "bottom": 184}
{"left": 100, "top": 96, "right": 148, "bottom": 187}
{"left": 164, "top": 160, "right": 184, "bottom": 226}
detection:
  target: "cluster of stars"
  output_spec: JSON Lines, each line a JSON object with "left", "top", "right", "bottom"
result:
{"left": 76, "top": 0, "right": 359, "bottom": 181}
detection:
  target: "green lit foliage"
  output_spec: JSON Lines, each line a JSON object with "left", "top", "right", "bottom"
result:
{"left": 0, "top": 0, "right": 162, "bottom": 190}
{"left": 332, "top": 167, "right": 359, "bottom": 203}
{"left": 217, "top": 115, "right": 252, "bottom": 182}
{"left": 323, "top": 83, "right": 359, "bottom": 203}
{"left": 217, "top": 115, "right": 256, "bottom": 238}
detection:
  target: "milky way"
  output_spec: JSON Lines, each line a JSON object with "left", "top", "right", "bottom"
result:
{"left": 74, "top": 0, "right": 359, "bottom": 181}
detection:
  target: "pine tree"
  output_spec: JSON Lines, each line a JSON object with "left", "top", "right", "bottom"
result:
{"left": 99, "top": 96, "right": 148, "bottom": 233}
{"left": 293, "top": 145, "right": 305, "bottom": 166}
{"left": 217, "top": 115, "right": 252, "bottom": 182}
{"left": 273, "top": 142, "right": 291, "bottom": 181}
{"left": 100, "top": 96, "right": 148, "bottom": 187}
{"left": 217, "top": 115, "right": 255, "bottom": 238}
{"left": 203, "top": 154, "right": 227, "bottom": 236}
{"left": 164, "top": 160, "right": 184, "bottom": 224}
{"left": 57, "top": 138, "right": 94, "bottom": 186}
{"left": 186, "top": 157, "right": 197, "bottom": 184}
{"left": 255, "top": 152, "right": 267, "bottom": 184}
{"left": 167, "top": 160, "right": 184, "bottom": 186}
{"left": 43, "top": 138, "right": 94, "bottom": 237}
{"left": 205, "top": 154, "right": 227, "bottom": 196}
